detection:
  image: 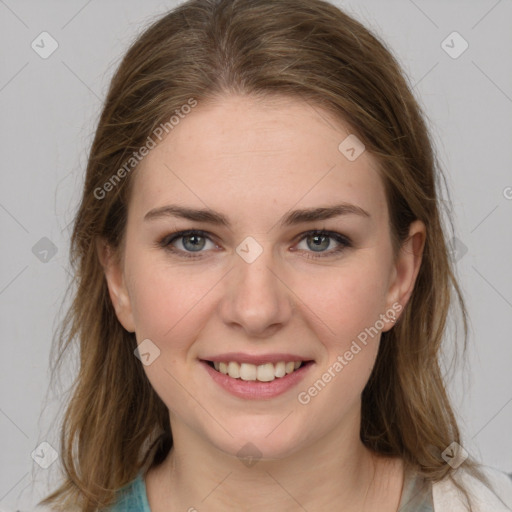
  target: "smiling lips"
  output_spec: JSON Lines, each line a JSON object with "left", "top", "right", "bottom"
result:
{"left": 201, "top": 354, "right": 314, "bottom": 399}
{"left": 202, "top": 352, "right": 313, "bottom": 383}
{"left": 210, "top": 360, "right": 303, "bottom": 382}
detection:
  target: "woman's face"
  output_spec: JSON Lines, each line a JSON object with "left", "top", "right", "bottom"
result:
{"left": 101, "top": 94, "right": 424, "bottom": 460}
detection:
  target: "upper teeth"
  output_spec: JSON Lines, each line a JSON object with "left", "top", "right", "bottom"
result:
{"left": 213, "top": 361, "right": 302, "bottom": 381}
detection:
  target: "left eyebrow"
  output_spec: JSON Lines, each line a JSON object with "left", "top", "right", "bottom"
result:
{"left": 143, "top": 202, "right": 371, "bottom": 229}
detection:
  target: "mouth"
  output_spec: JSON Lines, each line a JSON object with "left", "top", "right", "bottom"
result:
{"left": 202, "top": 359, "right": 314, "bottom": 382}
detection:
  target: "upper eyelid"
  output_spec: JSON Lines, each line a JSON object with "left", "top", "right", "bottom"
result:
{"left": 162, "top": 229, "right": 350, "bottom": 250}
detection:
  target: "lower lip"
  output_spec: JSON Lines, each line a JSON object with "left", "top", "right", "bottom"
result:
{"left": 200, "top": 360, "right": 314, "bottom": 400}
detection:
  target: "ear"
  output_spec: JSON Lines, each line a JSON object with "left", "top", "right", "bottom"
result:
{"left": 96, "top": 237, "right": 136, "bottom": 333}
{"left": 382, "top": 220, "right": 426, "bottom": 331}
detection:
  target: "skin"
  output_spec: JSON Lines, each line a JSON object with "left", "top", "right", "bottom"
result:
{"left": 98, "top": 93, "right": 426, "bottom": 511}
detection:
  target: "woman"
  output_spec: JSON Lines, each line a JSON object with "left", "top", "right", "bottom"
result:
{"left": 40, "top": 0, "right": 512, "bottom": 510}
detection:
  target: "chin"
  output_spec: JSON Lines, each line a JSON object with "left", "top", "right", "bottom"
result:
{"left": 206, "top": 420, "right": 306, "bottom": 462}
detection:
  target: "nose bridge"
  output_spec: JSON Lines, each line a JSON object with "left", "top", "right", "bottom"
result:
{"left": 220, "top": 235, "right": 293, "bottom": 335}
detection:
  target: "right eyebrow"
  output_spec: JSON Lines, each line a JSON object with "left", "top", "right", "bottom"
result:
{"left": 143, "top": 202, "right": 371, "bottom": 229}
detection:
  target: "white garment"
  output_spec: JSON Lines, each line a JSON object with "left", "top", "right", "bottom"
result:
{"left": 432, "top": 466, "right": 512, "bottom": 512}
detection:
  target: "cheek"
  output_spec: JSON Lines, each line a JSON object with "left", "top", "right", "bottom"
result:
{"left": 126, "top": 255, "right": 224, "bottom": 363}
{"left": 296, "top": 257, "right": 390, "bottom": 343}
{"left": 126, "top": 254, "right": 193, "bottom": 340}
{"left": 127, "top": 262, "right": 209, "bottom": 403}
{"left": 294, "top": 264, "right": 388, "bottom": 413}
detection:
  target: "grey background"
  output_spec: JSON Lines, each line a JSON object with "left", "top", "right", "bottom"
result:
{"left": 0, "top": 0, "right": 511, "bottom": 510}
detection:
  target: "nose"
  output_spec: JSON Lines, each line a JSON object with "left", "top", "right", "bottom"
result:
{"left": 218, "top": 239, "right": 294, "bottom": 338}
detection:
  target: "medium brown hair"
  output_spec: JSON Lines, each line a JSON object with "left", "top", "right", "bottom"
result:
{"left": 40, "top": 0, "right": 490, "bottom": 509}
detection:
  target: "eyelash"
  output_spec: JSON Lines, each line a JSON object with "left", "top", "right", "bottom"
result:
{"left": 157, "top": 229, "right": 352, "bottom": 260}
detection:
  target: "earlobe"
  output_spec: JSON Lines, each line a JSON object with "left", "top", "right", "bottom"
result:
{"left": 96, "top": 238, "right": 136, "bottom": 333}
{"left": 383, "top": 220, "right": 426, "bottom": 331}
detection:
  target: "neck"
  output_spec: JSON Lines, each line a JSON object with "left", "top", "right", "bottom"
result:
{"left": 146, "top": 410, "right": 403, "bottom": 511}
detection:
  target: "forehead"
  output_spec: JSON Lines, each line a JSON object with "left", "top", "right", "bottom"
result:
{"left": 129, "top": 94, "right": 387, "bottom": 225}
